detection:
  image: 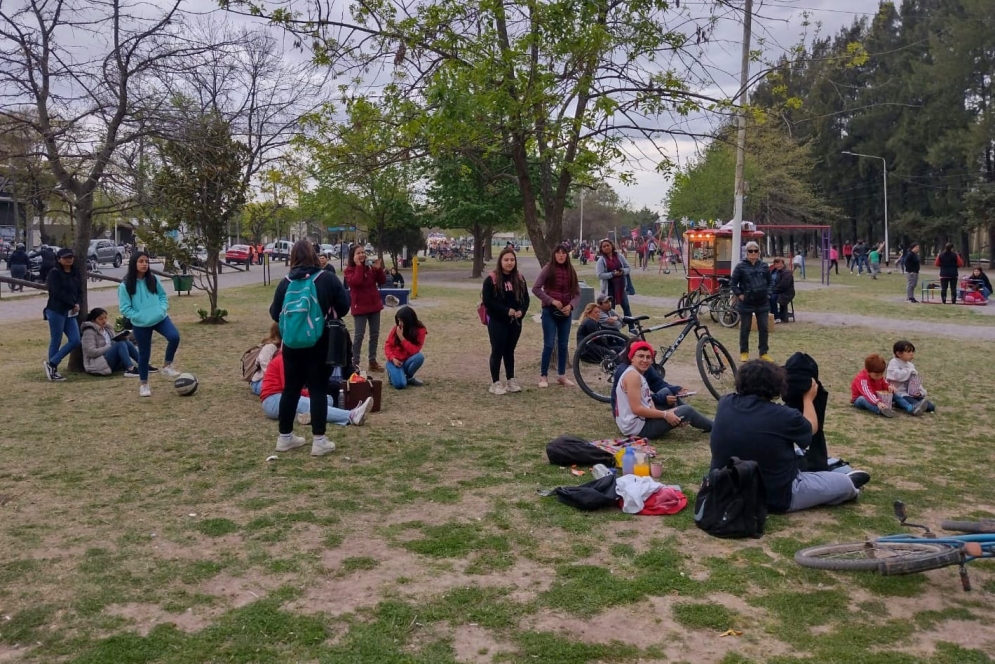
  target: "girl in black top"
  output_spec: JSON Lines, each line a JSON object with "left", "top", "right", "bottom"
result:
{"left": 482, "top": 247, "right": 530, "bottom": 395}
{"left": 43, "top": 247, "right": 83, "bottom": 381}
{"left": 933, "top": 243, "right": 963, "bottom": 304}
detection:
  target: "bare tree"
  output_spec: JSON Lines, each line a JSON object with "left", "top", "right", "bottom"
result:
{"left": 0, "top": 0, "right": 213, "bottom": 325}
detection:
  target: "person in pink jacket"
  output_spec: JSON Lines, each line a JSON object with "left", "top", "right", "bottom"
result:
{"left": 344, "top": 245, "right": 387, "bottom": 372}
{"left": 384, "top": 305, "right": 427, "bottom": 389}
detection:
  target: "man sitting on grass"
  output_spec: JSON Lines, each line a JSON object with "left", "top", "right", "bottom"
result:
{"left": 710, "top": 360, "right": 869, "bottom": 513}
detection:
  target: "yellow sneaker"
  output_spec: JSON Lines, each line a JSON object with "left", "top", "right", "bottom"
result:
{"left": 740, "top": 353, "right": 749, "bottom": 362}
{"left": 761, "top": 354, "right": 775, "bottom": 362}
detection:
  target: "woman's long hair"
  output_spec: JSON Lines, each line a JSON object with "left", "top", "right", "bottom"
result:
{"left": 289, "top": 240, "right": 318, "bottom": 268}
{"left": 599, "top": 239, "right": 617, "bottom": 258}
{"left": 492, "top": 247, "right": 528, "bottom": 301}
{"left": 394, "top": 305, "right": 425, "bottom": 344}
{"left": 943, "top": 242, "right": 955, "bottom": 254}
{"left": 543, "top": 244, "right": 579, "bottom": 295}
{"left": 124, "top": 251, "right": 158, "bottom": 296}
{"left": 262, "top": 321, "right": 282, "bottom": 346}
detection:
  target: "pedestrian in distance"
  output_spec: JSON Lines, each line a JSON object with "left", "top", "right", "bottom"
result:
{"left": 42, "top": 247, "right": 83, "bottom": 382}
{"left": 595, "top": 238, "right": 635, "bottom": 333}
{"left": 934, "top": 243, "right": 964, "bottom": 304}
{"left": 904, "top": 243, "right": 921, "bottom": 303}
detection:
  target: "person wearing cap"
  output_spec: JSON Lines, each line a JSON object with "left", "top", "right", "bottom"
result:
{"left": 730, "top": 240, "right": 772, "bottom": 362}
{"left": 614, "top": 340, "right": 712, "bottom": 440}
{"left": 532, "top": 243, "right": 581, "bottom": 388}
{"left": 43, "top": 247, "right": 83, "bottom": 381}
{"left": 595, "top": 294, "right": 623, "bottom": 330}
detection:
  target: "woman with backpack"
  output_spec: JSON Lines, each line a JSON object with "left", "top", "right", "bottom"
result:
{"left": 482, "top": 247, "right": 530, "bottom": 395}
{"left": 532, "top": 244, "right": 580, "bottom": 388}
{"left": 934, "top": 243, "right": 964, "bottom": 304}
{"left": 118, "top": 251, "right": 181, "bottom": 397}
{"left": 269, "top": 241, "right": 350, "bottom": 456}
{"left": 344, "top": 244, "right": 386, "bottom": 373}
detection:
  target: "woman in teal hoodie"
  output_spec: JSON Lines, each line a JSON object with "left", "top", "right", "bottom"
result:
{"left": 118, "top": 252, "right": 181, "bottom": 397}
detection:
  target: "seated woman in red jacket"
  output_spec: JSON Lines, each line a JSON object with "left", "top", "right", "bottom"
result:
{"left": 260, "top": 350, "right": 373, "bottom": 429}
{"left": 384, "top": 305, "right": 427, "bottom": 389}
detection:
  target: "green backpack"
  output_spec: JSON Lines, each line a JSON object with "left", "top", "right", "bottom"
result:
{"left": 279, "top": 272, "right": 325, "bottom": 348}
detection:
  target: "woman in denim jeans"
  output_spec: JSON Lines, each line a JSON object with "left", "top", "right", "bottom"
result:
{"left": 532, "top": 244, "right": 580, "bottom": 388}
{"left": 43, "top": 247, "right": 83, "bottom": 382}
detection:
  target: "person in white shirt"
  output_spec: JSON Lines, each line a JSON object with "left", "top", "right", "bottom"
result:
{"left": 886, "top": 340, "right": 936, "bottom": 414}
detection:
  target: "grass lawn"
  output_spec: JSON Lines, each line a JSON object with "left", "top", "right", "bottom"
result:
{"left": 1, "top": 273, "right": 994, "bottom": 663}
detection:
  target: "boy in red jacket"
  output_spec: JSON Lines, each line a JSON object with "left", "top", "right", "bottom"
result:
{"left": 850, "top": 354, "right": 896, "bottom": 418}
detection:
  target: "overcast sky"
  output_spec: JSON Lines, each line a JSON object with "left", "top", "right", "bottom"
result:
{"left": 188, "top": 0, "right": 882, "bottom": 215}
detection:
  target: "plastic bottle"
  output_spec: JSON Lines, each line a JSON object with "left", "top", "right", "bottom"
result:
{"left": 622, "top": 447, "right": 636, "bottom": 476}
{"left": 634, "top": 452, "right": 650, "bottom": 477}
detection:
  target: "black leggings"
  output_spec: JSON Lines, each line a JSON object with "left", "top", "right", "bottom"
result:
{"left": 280, "top": 339, "right": 331, "bottom": 436}
{"left": 487, "top": 319, "right": 522, "bottom": 382}
{"left": 940, "top": 277, "right": 958, "bottom": 304}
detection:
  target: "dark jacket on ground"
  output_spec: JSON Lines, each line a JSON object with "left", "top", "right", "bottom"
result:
{"left": 483, "top": 271, "right": 530, "bottom": 324}
{"left": 269, "top": 265, "right": 350, "bottom": 326}
{"left": 45, "top": 266, "right": 82, "bottom": 314}
{"left": 934, "top": 250, "right": 963, "bottom": 278}
{"left": 781, "top": 352, "right": 829, "bottom": 472}
{"left": 772, "top": 268, "right": 795, "bottom": 305}
{"left": 904, "top": 251, "right": 920, "bottom": 273}
{"left": 730, "top": 258, "right": 771, "bottom": 306}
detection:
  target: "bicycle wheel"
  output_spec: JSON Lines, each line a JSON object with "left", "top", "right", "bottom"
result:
{"left": 795, "top": 541, "right": 961, "bottom": 574}
{"left": 719, "top": 294, "right": 740, "bottom": 328}
{"left": 941, "top": 519, "right": 995, "bottom": 534}
{"left": 695, "top": 336, "right": 737, "bottom": 401}
{"left": 573, "top": 329, "right": 630, "bottom": 403}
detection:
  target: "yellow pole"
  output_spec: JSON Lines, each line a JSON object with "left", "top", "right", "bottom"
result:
{"left": 411, "top": 255, "right": 418, "bottom": 299}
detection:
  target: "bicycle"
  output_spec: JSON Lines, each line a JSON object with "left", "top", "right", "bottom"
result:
{"left": 794, "top": 501, "right": 995, "bottom": 591}
{"left": 572, "top": 292, "right": 737, "bottom": 402}
{"left": 679, "top": 268, "right": 739, "bottom": 329}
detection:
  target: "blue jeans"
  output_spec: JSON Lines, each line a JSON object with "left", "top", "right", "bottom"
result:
{"left": 897, "top": 394, "right": 936, "bottom": 413}
{"left": 132, "top": 316, "right": 180, "bottom": 381}
{"left": 46, "top": 309, "right": 81, "bottom": 368}
{"left": 105, "top": 340, "right": 139, "bottom": 372}
{"left": 853, "top": 396, "right": 885, "bottom": 414}
{"left": 261, "top": 394, "right": 350, "bottom": 425}
{"left": 540, "top": 307, "right": 572, "bottom": 377}
{"left": 385, "top": 352, "right": 425, "bottom": 389}
{"left": 854, "top": 255, "right": 868, "bottom": 274}
{"left": 250, "top": 379, "right": 262, "bottom": 396}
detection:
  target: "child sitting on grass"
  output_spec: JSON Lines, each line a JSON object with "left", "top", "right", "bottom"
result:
{"left": 886, "top": 340, "right": 935, "bottom": 414}
{"left": 851, "top": 354, "right": 897, "bottom": 418}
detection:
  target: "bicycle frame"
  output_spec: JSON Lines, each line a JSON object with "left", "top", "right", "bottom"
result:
{"left": 630, "top": 300, "right": 718, "bottom": 370}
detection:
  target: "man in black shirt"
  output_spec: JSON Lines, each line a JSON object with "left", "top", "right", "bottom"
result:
{"left": 904, "top": 243, "right": 921, "bottom": 303}
{"left": 709, "top": 360, "right": 868, "bottom": 513}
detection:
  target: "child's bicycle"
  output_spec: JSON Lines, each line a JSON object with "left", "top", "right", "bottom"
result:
{"left": 795, "top": 501, "right": 995, "bottom": 591}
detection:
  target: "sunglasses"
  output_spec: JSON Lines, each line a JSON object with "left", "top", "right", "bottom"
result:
{"left": 747, "top": 249, "right": 759, "bottom": 254}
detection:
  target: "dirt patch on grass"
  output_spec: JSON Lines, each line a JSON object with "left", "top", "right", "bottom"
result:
{"left": 894, "top": 619, "right": 995, "bottom": 656}
{"left": 104, "top": 603, "right": 216, "bottom": 636}
{"left": 451, "top": 624, "right": 518, "bottom": 663}
{"left": 198, "top": 572, "right": 289, "bottom": 608}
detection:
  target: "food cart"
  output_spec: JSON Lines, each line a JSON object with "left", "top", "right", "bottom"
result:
{"left": 683, "top": 223, "right": 765, "bottom": 293}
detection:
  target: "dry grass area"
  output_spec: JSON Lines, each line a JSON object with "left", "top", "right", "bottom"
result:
{"left": 1, "top": 274, "right": 994, "bottom": 663}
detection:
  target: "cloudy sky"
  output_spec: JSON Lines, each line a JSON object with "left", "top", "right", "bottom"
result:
{"left": 191, "top": 0, "right": 882, "bottom": 214}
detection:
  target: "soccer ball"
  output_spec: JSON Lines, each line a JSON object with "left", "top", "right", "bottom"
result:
{"left": 173, "top": 373, "right": 199, "bottom": 396}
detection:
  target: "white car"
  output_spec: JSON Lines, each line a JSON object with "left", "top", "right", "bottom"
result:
{"left": 319, "top": 243, "right": 338, "bottom": 257}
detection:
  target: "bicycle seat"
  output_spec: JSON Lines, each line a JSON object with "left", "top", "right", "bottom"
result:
{"left": 717, "top": 277, "right": 731, "bottom": 287}
{"left": 622, "top": 315, "right": 650, "bottom": 324}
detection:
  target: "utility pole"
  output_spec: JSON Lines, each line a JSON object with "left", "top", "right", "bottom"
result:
{"left": 579, "top": 189, "right": 585, "bottom": 246}
{"left": 732, "top": 0, "right": 754, "bottom": 262}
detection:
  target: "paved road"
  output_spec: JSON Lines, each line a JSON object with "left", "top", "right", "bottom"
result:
{"left": 0, "top": 262, "right": 284, "bottom": 324}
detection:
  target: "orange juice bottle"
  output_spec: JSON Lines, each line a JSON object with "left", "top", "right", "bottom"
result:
{"left": 633, "top": 451, "right": 650, "bottom": 477}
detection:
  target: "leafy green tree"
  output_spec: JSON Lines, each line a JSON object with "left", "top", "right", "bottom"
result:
{"left": 148, "top": 112, "right": 249, "bottom": 322}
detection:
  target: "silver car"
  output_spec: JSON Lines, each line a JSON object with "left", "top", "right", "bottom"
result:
{"left": 88, "top": 239, "right": 124, "bottom": 267}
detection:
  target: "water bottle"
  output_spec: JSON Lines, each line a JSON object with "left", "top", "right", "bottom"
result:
{"left": 622, "top": 447, "right": 636, "bottom": 476}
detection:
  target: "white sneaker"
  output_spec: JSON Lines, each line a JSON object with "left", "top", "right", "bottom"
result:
{"left": 506, "top": 378, "right": 522, "bottom": 393}
{"left": 489, "top": 381, "right": 507, "bottom": 395}
{"left": 296, "top": 411, "right": 311, "bottom": 426}
{"left": 276, "top": 433, "right": 307, "bottom": 452}
{"left": 311, "top": 436, "right": 336, "bottom": 456}
{"left": 160, "top": 365, "right": 180, "bottom": 378}
{"left": 348, "top": 397, "right": 373, "bottom": 426}
{"left": 139, "top": 383, "right": 152, "bottom": 398}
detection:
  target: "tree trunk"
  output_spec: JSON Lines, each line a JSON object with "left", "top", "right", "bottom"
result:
{"left": 206, "top": 252, "right": 220, "bottom": 315}
{"left": 960, "top": 231, "right": 971, "bottom": 267}
{"left": 988, "top": 225, "right": 995, "bottom": 266}
{"left": 484, "top": 229, "right": 494, "bottom": 261}
{"left": 67, "top": 200, "right": 95, "bottom": 373}
{"left": 471, "top": 225, "right": 485, "bottom": 278}
{"left": 512, "top": 138, "right": 556, "bottom": 266}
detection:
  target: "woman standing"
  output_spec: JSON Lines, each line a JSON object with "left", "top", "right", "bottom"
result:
{"left": 344, "top": 245, "right": 386, "bottom": 372}
{"left": 118, "top": 251, "right": 181, "bottom": 397}
{"left": 532, "top": 244, "right": 580, "bottom": 388}
{"left": 934, "top": 243, "right": 964, "bottom": 304}
{"left": 595, "top": 239, "right": 634, "bottom": 330}
{"left": 482, "top": 247, "right": 530, "bottom": 395}
{"left": 384, "top": 306, "right": 427, "bottom": 389}
{"left": 269, "top": 241, "right": 351, "bottom": 456}
{"left": 43, "top": 247, "right": 83, "bottom": 382}
{"left": 80, "top": 308, "right": 140, "bottom": 376}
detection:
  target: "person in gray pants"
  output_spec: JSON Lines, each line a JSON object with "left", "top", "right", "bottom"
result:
{"left": 904, "top": 243, "right": 921, "bottom": 303}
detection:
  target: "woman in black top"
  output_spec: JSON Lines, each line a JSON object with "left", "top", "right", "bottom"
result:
{"left": 482, "top": 247, "right": 530, "bottom": 395}
{"left": 43, "top": 247, "right": 83, "bottom": 382}
{"left": 933, "top": 243, "right": 963, "bottom": 304}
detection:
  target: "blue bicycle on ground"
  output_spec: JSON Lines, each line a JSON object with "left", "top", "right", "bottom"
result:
{"left": 795, "top": 501, "right": 995, "bottom": 591}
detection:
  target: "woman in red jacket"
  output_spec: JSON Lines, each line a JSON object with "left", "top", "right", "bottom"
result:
{"left": 384, "top": 305, "right": 427, "bottom": 389}
{"left": 344, "top": 245, "right": 386, "bottom": 372}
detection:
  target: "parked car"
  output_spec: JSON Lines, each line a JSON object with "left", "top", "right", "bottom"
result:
{"left": 88, "top": 239, "right": 125, "bottom": 267}
{"left": 264, "top": 240, "right": 293, "bottom": 260}
{"left": 319, "top": 243, "right": 338, "bottom": 257}
{"left": 225, "top": 244, "right": 252, "bottom": 265}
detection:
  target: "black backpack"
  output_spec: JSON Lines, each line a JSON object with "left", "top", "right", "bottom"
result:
{"left": 693, "top": 457, "right": 767, "bottom": 539}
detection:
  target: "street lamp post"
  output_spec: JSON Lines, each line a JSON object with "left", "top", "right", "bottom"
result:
{"left": 842, "top": 151, "right": 889, "bottom": 266}
{"left": 579, "top": 189, "right": 585, "bottom": 246}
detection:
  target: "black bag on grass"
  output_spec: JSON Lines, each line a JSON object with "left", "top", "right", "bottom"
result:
{"left": 693, "top": 457, "right": 767, "bottom": 539}
{"left": 554, "top": 475, "right": 618, "bottom": 511}
{"left": 546, "top": 435, "right": 616, "bottom": 467}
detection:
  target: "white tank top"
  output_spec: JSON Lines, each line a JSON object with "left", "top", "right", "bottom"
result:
{"left": 614, "top": 366, "right": 652, "bottom": 435}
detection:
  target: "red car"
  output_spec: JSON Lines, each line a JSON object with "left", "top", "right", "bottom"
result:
{"left": 225, "top": 244, "right": 251, "bottom": 265}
